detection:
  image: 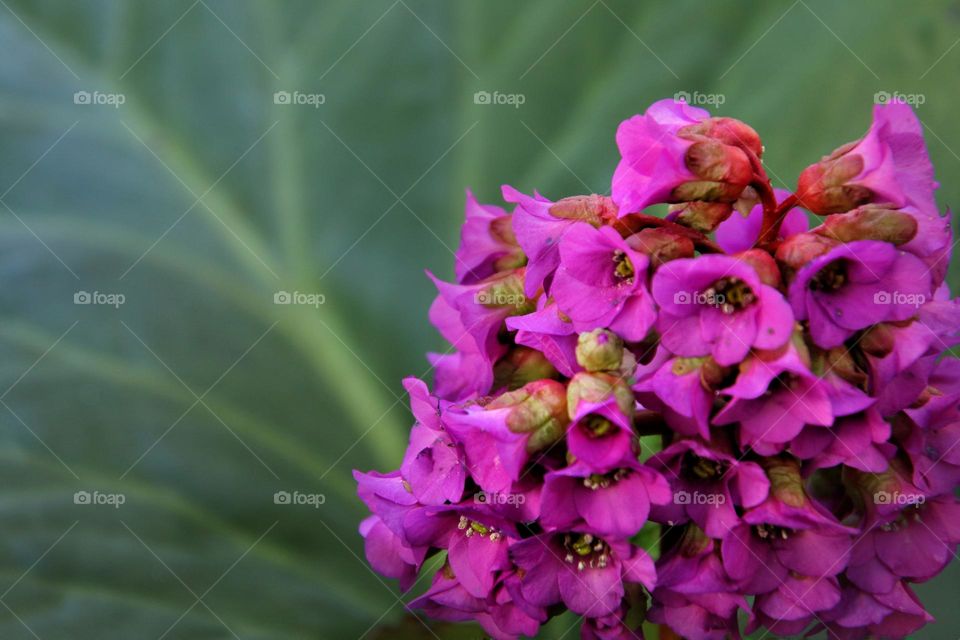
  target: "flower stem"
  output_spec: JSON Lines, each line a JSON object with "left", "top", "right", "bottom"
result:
{"left": 757, "top": 192, "right": 800, "bottom": 246}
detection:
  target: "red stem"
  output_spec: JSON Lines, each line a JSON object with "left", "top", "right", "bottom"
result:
{"left": 757, "top": 192, "right": 800, "bottom": 246}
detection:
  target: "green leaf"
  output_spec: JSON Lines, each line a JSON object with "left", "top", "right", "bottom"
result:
{"left": 0, "top": 1, "right": 957, "bottom": 638}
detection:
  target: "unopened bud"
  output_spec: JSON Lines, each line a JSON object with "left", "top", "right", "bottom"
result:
{"left": 549, "top": 194, "right": 618, "bottom": 226}
{"left": 698, "top": 357, "right": 732, "bottom": 390}
{"left": 814, "top": 205, "right": 918, "bottom": 246}
{"left": 493, "top": 346, "right": 559, "bottom": 390}
{"left": 775, "top": 233, "right": 838, "bottom": 271}
{"left": 624, "top": 228, "right": 695, "bottom": 267}
{"left": 796, "top": 145, "right": 871, "bottom": 214}
{"left": 476, "top": 271, "right": 534, "bottom": 313}
{"left": 819, "top": 346, "right": 868, "bottom": 388}
{"left": 566, "top": 372, "right": 635, "bottom": 421}
{"left": 762, "top": 457, "right": 805, "bottom": 508}
{"left": 859, "top": 324, "right": 896, "bottom": 358}
{"left": 678, "top": 523, "right": 713, "bottom": 558}
{"left": 489, "top": 379, "right": 569, "bottom": 452}
{"left": 735, "top": 249, "right": 781, "bottom": 288}
{"left": 576, "top": 329, "right": 624, "bottom": 372}
{"left": 667, "top": 201, "right": 734, "bottom": 233}
{"left": 675, "top": 141, "right": 753, "bottom": 202}
{"left": 680, "top": 117, "right": 763, "bottom": 158}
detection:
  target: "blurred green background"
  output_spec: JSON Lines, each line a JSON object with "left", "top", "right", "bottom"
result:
{"left": 0, "top": 0, "right": 957, "bottom": 638}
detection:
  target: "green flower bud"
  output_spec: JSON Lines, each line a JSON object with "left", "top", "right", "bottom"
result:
{"left": 575, "top": 329, "right": 624, "bottom": 372}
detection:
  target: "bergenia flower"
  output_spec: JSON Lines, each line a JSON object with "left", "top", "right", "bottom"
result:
{"left": 652, "top": 253, "right": 794, "bottom": 365}
{"left": 511, "top": 532, "right": 656, "bottom": 617}
{"left": 539, "top": 459, "right": 671, "bottom": 537}
{"left": 565, "top": 372, "right": 637, "bottom": 471}
{"left": 551, "top": 223, "right": 657, "bottom": 341}
{"left": 787, "top": 239, "right": 931, "bottom": 349}
{"left": 355, "top": 99, "right": 960, "bottom": 640}
{"left": 444, "top": 379, "right": 569, "bottom": 494}
{"left": 399, "top": 378, "right": 466, "bottom": 505}
{"left": 612, "top": 98, "right": 761, "bottom": 214}
{"left": 502, "top": 185, "right": 616, "bottom": 297}
{"left": 647, "top": 438, "right": 769, "bottom": 538}
{"left": 455, "top": 189, "right": 525, "bottom": 284}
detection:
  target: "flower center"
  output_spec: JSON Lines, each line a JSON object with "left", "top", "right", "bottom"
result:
{"left": 705, "top": 277, "right": 755, "bottom": 314}
{"left": 612, "top": 250, "right": 635, "bottom": 282}
{"left": 563, "top": 533, "right": 612, "bottom": 571}
{"left": 457, "top": 515, "right": 502, "bottom": 542}
{"left": 682, "top": 452, "right": 727, "bottom": 480}
{"left": 809, "top": 260, "right": 847, "bottom": 292}
{"left": 754, "top": 523, "right": 792, "bottom": 541}
{"left": 582, "top": 414, "right": 615, "bottom": 439}
{"left": 582, "top": 469, "right": 629, "bottom": 490}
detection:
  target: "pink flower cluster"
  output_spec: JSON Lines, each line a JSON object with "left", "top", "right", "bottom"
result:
{"left": 355, "top": 99, "right": 960, "bottom": 639}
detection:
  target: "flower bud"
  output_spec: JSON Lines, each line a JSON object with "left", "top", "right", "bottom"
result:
{"left": 859, "top": 323, "right": 896, "bottom": 358}
{"left": 775, "top": 232, "right": 838, "bottom": 271}
{"left": 698, "top": 357, "right": 734, "bottom": 391}
{"left": 548, "top": 194, "right": 618, "bottom": 225}
{"left": 624, "top": 227, "right": 695, "bottom": 267}
{"left": 566, "top": 372, "right": 635, "bottom": 421}
{"left": 796, "top": 144, "right": 871, "bottom": 214}
{"left": 735, "top": 249, "right": 781, "bottom": 288}
{"left": 673, "top": 141, "right": 753, "bottom": 202}
{"left": 475, "top": 270, "right": 534, "bottom": 314}
{"left": 493, "top": 346, "right": 559, "bottom": 390}
{"left": 667, "top": 201, "right": 734, "bottom": 233}
{"left": 814, "top": 204, "right": 918, "bottom": 245}
{"left": 575, "top": 329, "right": 624, "bottom": 372}
{"left": 488, "top": 379, "right": 569, "bottom": 452}
{"left": 761, "top": 456, "right": 806, "bottom": 508}
{"left": 680, "top": 117, "right": 763, "bottom": 158}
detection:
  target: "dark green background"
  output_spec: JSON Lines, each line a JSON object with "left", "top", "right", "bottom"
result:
{"left": 0, "top": 1, "right": 956, "bottom": 638}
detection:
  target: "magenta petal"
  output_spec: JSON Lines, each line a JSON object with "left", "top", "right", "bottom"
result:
{"left": 776, "top": 529, "right": 850, "bottom": 577}
{"left": 448, "top": 531, "right": 509, "bottom": 598}
{"left": 557, "top": 563, "right": 622, "bottom": 617}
